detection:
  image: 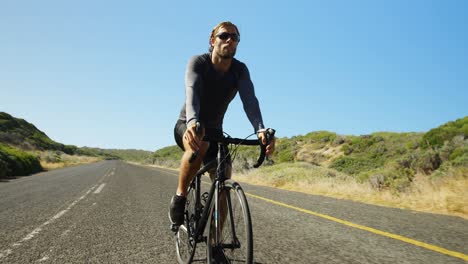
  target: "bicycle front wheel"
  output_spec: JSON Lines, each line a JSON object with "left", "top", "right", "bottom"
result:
{"left": 176, "top": 185, "right": 197, "bottom": 264}
{"left": 207, "top": 180, "right": 253, "bottom": 264}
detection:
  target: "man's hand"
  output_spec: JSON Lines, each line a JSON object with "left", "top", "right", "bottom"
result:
{"left": 258, "top": 131, "right": 275, "bottom": 156}
{"left": 184, "top": 123, "right": 205, "bottom": 152}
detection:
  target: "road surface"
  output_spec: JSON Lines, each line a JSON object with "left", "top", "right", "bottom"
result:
{"left": 1, "top": 161, "right": 467, "bottom": 263}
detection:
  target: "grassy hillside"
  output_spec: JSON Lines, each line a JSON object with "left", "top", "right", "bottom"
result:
{"left": 152, "top": 118, "right": 468, "bottom": 178}
{"left": 0, "top": 112, "right": 77, "bottom": 154}
{"left": 0, "top": 112, "right": 152, "bottom": 177}
{"left": 152, "top": 117, "right": 468, "bottom": 216}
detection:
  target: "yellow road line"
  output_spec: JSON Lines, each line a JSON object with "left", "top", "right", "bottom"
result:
{"left": 246, "top": 192, "right": 468, "bottom": 262}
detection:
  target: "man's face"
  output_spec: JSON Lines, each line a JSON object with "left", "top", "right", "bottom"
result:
{"left": 211, "top": 26, "right": 239, "bottom": 59}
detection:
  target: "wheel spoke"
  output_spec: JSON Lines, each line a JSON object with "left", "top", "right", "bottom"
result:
{"left": 175, "top": 186, "right": 197, "bottom": 264}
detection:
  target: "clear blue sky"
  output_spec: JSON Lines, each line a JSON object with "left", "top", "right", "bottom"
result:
{"left": 1, "top": 0, "right": 467, "bottom": 151}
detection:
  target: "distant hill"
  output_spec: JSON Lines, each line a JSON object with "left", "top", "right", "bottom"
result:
{"left": 0, "top": 112, "right": 77, "bottom": 154}
{"left": 0, "top": 112, "right": 152, "bottom": 177}
{"left": 79, "top": 147, "right": 153, "bottom": 163}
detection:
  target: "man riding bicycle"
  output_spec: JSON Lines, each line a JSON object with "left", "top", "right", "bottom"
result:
{"left": 169, "top": 21, "right": 275, "bottom": 228}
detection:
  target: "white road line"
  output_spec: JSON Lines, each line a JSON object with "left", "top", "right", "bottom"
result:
{"left": 21, "top": 227, "right": 42, "bottom": 242}
{"left": 1, "top": 169, "right": 112, "bottom": 260}
{"left": 52, "top": 210, "right": 67, "bottom": 220}
{"left": 94, "top": 183, "right": 106, "bottom": 194}
{"left": 0, "top": 183, "right": 99, "bottom": 260}
{"left": 38, "top": 255, "right": 49, "bottom": 262}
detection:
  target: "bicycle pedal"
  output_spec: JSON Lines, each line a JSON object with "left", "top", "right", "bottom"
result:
{"left": 170, "top": 223, "right": 179, "bottom": 233}
{"left": 201, "top": 192, "right": 209, "bottom": 205}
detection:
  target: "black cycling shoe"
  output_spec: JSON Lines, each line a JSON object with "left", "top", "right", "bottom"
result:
{"left": 169, "top": 195, "right": 186, "bottom": 227}
{"left": 211, "top": 246, "right": 228, "bottom": 263}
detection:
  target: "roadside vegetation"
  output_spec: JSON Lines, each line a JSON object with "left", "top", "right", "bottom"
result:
{"left": 0, "top": 112, "right": 152, "bottom": 177}
{"left": 151, "top": 145, "right": 183, "bottom": 168}
{"left": 153, "top": 117, "right": 468, "bottom": 218}
{"left": 3, "top": 110, "right": 466, "bottom": 217}
{"left": 0, "top": 143, "right": 42, "bottom": 177}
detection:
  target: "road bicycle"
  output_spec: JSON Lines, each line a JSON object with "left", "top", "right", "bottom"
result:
{"left": 172, "top": 128, "right": 275, "bottom": 264}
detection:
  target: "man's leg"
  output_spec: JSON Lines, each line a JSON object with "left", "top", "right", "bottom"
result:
{"left": 177, "top": 139, "right": 209, "bottom": 196}
{"left": 169, "top": 137, "right": 209, "bottom": 226}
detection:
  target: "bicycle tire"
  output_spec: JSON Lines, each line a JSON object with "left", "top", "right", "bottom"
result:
{"left": 176, "top": 185, "right": 197, "bottom": 264}
{"left": 207, "top": 180, "right": 253, "bottom": 263}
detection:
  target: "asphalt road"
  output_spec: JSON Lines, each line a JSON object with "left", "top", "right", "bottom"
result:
{"left": 0, "top": 160, "right": 467, "bottom": 263}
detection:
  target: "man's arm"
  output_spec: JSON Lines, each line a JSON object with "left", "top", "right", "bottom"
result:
{"left": 185, "top": 56, "right": 204, "bottom": 128}
{"left": 238, "top": 63, "right": 265, "bottom": 132}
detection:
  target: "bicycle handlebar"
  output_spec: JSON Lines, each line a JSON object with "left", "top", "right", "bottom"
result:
{"left": 188, "top": 123, "right": 275, "bottom": 168}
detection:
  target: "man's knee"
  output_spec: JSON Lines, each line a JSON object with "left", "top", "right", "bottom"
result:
{"left": 181, "top": 141, "right": 210, "bottom": 165}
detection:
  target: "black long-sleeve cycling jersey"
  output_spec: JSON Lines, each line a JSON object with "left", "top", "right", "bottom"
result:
{"left": 177, "top": 53, "right": 264, "bottom": 132}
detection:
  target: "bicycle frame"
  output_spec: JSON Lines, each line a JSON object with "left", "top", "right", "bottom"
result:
{"left": 176, "top": 128, "right": 275, "bottom": 264}
{"left": 189, "top": 142, "right": 232, "bottom": 244}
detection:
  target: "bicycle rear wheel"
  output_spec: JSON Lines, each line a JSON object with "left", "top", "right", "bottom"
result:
{"left": 176, "top": 185, "right": 197, "bottom": 264}
{"left": 207, "top": 180, "right": 253, "bottom": 264}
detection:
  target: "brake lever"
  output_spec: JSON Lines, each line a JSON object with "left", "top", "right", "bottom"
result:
{"left": 253, "top": 128, "right": 276, "bottom": 168}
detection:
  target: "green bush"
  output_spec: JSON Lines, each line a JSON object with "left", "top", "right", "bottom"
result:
{"left": 0, "top": 157, "right": 8, "bottom": 177}
{"left": 451, "top": 152, "right": 468, "bottom": 167}
{"left": 415, "top": 150, "right": 442, "bottom": 174}
{"left": 421, "top": 116, "right": 467, "bottom": 149}
{"left": 449, "top": 146, "right": 467, "bottom": 162}
{"left": 152, "top": 145, "right": 183, "bottom": 167}
{"left": 62, "top": 144, "right": 78, "bottom": 155}
{"left": 387, "top": 169, "right": 414, "bottom": 193}
{"left": 355, "top": 165, "right": 416, "bottom": 193}
{"left": 272, "top": 138, "right": 296, "bottom": 163}
{"left": 330, "top": 156, "right": 384, "bottom": 175}
{"left": 304, "top": 131, "right": 338, "bottom": 144}
{"left": 0, "top": 143, "right": 42, "bottom": 177}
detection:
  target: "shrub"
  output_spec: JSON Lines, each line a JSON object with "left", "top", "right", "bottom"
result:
{"left": 451, "top": 152, "right": 468, "bottom": 167}
{"left": 0, "top": 143, "right": 42, "bottom": 177}
{"left": 152, "top": 145, "right": 183, "bottom": 166}
{"left": 330, "top": 156, "right": 384, "bottom": 175}
{"left": 272, "top": 138, "right": 296, "bottom": 163}
{"left": 421, "top": 116, "right": 467, "bottom": 149}
{"left": 304, "top": 131, "right": 338, "bottom": 143}
{"left": 449, "top": 145, "right": 467, "bottom": 162}
{"left": 0, "top": 154, "right": 10, "bottom": 177}
{"left": 368, "top": 174, "right": 385, "bottom": 190}
{"left": 333, "top": 136, "right": 346, "bottom": 146}
{"left": 62, "top": 144, "right": 78, "bottom": 155}
{"left": 415, "top": 150, "right": 442, "bottom": 174}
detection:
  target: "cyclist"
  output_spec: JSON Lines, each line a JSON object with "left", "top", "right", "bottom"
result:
{"left": 169, "top": 21, "right": 275, "bottom": 228}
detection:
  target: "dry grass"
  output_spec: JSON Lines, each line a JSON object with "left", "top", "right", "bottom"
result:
{"left": 234, "top": 163, "right": 468, "bottom": 219}
{"left": 296, "top": 144, "right": 343, "bottom": 166}
{"left": 40, "top": 153, "right": 102, "bottom": 171}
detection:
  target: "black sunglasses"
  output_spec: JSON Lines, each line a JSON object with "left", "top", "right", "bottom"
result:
{"left": 216, "top": 32, "right": 240, "bottom": 42}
